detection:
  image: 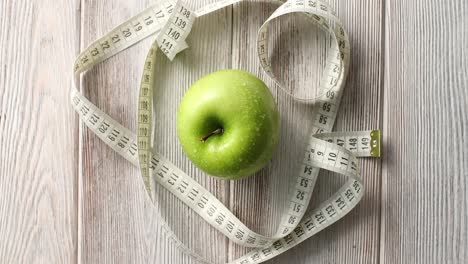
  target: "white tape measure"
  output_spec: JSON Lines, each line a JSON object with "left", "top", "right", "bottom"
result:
{"left": 71, "top": 0, "right": 381, "bottom": 263}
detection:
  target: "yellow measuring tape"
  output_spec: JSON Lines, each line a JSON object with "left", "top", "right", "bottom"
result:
{"left": 71, "top": 0, "right": 381, "bottom": 263}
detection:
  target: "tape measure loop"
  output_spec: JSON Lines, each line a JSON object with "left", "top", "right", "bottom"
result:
{"left": 256, "top": 0, "right": 349, "bottom": 102}
{"left": 71, "top": 0, "right": 382, "bottom": 263}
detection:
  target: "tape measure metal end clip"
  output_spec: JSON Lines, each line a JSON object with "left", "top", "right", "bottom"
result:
{"left": 370, "top": 130, "right": 381, "bottom": 158}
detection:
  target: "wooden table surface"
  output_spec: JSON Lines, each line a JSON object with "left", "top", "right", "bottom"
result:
{"left": 1, "top": 0, "right": 467, "bottom": 263}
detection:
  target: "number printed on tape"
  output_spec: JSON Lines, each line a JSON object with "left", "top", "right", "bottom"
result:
{"left": 70, "top": 0, "right": 381, "bottom": 263}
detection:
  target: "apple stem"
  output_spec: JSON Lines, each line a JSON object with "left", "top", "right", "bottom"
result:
{"left": 200, "top": 128, "right": 224, "bottom": 142}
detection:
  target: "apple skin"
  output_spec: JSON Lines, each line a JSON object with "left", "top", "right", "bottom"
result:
{"left": 177, "top": 69, "right": 279, "bottom": 180}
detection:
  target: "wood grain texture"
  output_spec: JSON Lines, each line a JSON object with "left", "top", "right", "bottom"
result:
{"left": 381, "top": 0, "right": 468, "bottom": 263}
{"left": 79, "top": 0, "right": 232, "bottom": 263}
{"left": 0, "top": 0, "right": 79, "bottom": 262}
{"left": 79, "top": 1, "right": 158, "bottom": 262}
{"left": 1, "top": 0, "right": 467, "bottom": 263}
{"left": 229, "top": 0, "right": 384, "bottom": 263}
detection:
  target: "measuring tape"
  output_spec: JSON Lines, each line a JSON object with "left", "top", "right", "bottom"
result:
{"left": 71, "top": 0, "right": 381, "bottom": 263}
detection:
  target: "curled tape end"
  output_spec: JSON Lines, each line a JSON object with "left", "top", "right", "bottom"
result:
{"left": 370, "top": 130, "right": 381, "bottom": 158}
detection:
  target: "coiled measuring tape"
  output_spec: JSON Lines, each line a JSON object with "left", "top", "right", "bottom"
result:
{"left": 71, "top": 0, "right": 381, "bottom": 263}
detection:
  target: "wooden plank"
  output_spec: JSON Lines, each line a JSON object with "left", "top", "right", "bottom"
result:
{"left": 0, "top": 0, "right": 79, "bottom": 262}
{"left": 79, "top": 1, "right": 232, "bottom": 263}
{"left": 381, "top": 0, "right": 468, "bottom": 263}
{"left": 230, "top": 0, "right": 384, "bottom": 262}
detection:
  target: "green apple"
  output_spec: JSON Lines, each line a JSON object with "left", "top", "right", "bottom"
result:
{"left": 177, "top": 69, "right": 279, "bottom": 180}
